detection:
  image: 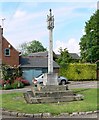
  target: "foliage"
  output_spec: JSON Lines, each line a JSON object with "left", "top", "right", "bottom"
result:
{"left": 1, "top": 64, "right": 22, "bottom": 84}
{"left": 3, "top": 81, "right": 24, "bottom": 90}
{"left": 79, "top": 10, "right": 99, "bottom": 63}
{"left": 3, "top": 83, "right": 12, "bottom": 90}
{"left": 11, "top": 81, "right": 24, "bottom": 89}
{"left": 1, "top": 89, "right": 97, "bottom": 115}
{"left": 56, "top": 48, "right": 72, "bottom": 67}
{"left": 59, "top": 63, "right": 97, "bottom": 80}
{"left": 15, "top": 77, "right": 30, "bottom": 86}
{"left": 18, "top": 40, "right": 47, "bottom": 56}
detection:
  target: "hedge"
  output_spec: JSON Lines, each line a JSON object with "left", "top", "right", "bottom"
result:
{"left": 59, "top": 63, "right": 97, "bottom": 80}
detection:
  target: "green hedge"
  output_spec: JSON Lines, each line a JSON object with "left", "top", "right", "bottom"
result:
{"left": 59, "top": 63, "right": 97, "bottom": 80}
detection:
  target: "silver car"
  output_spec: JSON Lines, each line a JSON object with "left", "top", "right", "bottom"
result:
{"left": 32, "top": 74, "right": 68, "bottom": 85}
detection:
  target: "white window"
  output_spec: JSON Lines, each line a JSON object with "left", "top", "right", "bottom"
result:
{"left": 4, "top": 48, "right": 10, "bottom": 56}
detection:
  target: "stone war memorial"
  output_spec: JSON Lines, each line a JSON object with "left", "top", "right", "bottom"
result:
{"left": 23, "top": 9, "right": 83, "bottom": 104}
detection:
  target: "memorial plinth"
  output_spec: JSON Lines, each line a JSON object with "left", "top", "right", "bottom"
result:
{"left": 43, "top": 73, "right": 58, "bottom": 85}
{"left": 23, "top": 85, "right": 84, "bottom": 104}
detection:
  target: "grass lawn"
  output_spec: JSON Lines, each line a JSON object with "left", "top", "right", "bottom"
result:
{"left": 0, "top": 88, "right": 98, "bottom": 115}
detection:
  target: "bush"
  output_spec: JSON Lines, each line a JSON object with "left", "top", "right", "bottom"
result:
{"left": 59, "top": 63, "right": 97, "bottom": 80}
{"left": 15, "top": 77, "right": 30, "bottom": 86}
{"left": 3, "top": 83, "right": 12, "bottom": 90}
{"left": 11, "top": 81, "right": 24, "bottom": 89}
{"left": 0, "top": 80, "right": 4, "bottom": 87}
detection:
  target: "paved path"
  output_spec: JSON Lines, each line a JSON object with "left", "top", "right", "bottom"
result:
{"left": 0, "top": 81, "right": 97, "bottom": 95}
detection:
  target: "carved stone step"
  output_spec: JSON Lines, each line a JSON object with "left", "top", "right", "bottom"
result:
{"left": 23, "top": 85, "right": 84, "bottom": 104}
{"left": 34, "top": 90, "right": 75, "bottom": 97}
{"left": 27, "top": 95, "right": 83, "bottom": 104}
{"left": 34, "top": 85, "right": 68, "bottom": 92}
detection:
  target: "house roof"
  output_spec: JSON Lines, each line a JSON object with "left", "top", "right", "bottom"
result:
{"left": 29, "top": 51, "right": 80, "bottom": 60}
{"left": 28, "top": 51, "right": 48, "bottom": 57}
{"left": 56, "top": 53, "right": 80, "bottom": 60}
{"left": 70, "top": 53, "right": 80, "bottom": 60}
{"left": 20, "top": 56, "right": 60, "bottom": 68}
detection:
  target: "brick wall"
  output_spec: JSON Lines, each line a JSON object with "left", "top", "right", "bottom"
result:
{"left": 0, "top": 26, "right": 3, "bottom": 62}
{"left": 2, "top": 37, "right": 19, "bottom": 66}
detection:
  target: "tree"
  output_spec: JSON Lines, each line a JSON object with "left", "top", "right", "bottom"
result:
{"left": 79, "top": 10, "right": 99, "bottom": 63}
{"left": 56, "top": 47, "right": 72, "bottom": 67}
{"left": 18, "top": 42, "right": 28, "bottom": 56}
{"left": 18, "top": 40, "right": 47, "bottom": 56}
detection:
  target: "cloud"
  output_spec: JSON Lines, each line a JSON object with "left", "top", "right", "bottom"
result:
{"left": 54, "top": 38, "right": 80, "bottom": 54}
{"left": 3, "top": 2, "right": 96, "bottom": 55}
{"left": 13, "top": 10, "right": 27, "bottom": 18}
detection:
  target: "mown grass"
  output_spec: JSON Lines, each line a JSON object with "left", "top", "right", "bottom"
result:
{"left": 0, "top": 88, "right": 98, "bottom": 115}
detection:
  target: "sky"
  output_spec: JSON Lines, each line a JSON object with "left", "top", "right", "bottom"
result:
{"left": 0, "top": 0, "right": 98, "bottom": 55}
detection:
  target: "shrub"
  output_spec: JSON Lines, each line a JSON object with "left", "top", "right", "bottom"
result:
{"left": 0, "top": 80, "right": 4, "bottom": 87}
{"left": 3, "top": 83, "right": 12, "bottom": 90}
{"left": 20, "top": 79, "right": 30, "bottom": 86}
{"left": 59, "top": 63, "right": 97, "bottom": 80}
{"left": 1, "top": 64, "right": 22, "bottom": 84}
{"left": 15, "top": 77, "right": 30, "bottom": 86}
{"left": 11, "top": 81, "right": 24, "bottom": 89}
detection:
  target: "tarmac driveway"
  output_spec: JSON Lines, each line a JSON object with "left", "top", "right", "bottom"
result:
{"left": 69, "top": 81, "right": 97, "bottom": 89}
{"left": 0, "top": 81, "right": 98, "bottom": 94}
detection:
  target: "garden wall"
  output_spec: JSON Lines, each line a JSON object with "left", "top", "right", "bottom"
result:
{"left": 59, "top": 63, "right": 97, "bottom": 80}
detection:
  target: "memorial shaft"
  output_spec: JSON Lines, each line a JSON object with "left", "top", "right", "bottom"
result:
{"left": 47, "top": 9, "right": 54, "bottom": 74}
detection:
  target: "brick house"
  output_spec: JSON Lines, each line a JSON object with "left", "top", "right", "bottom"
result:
{"left": 0, "top": 26, "right": 19, "bottom": 78}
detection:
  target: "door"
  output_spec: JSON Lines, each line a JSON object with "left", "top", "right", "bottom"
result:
{"left": 22, "top": 69, "right": 33, "bottom": 84}
{"left": 22, "top": 69, "right": 42, "bottom": 84}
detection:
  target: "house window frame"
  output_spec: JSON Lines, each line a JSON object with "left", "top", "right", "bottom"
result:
{"left": 4, "top": 48, "right": 10, "bottom": 56}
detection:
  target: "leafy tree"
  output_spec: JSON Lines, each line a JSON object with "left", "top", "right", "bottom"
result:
{"left": 18, "top": 40, "right": 47, "bottom": 56}
{"left": 18, "top": 42, "right": 28, "bottom": 56}
{"left": 56, "top": 47, "right": 72, "bottom": 67}
{"left": 79, "top": 10, "right": 99, "bottom": 63}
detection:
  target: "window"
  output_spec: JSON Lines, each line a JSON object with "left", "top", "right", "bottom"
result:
{"left": 4, "top": 48, "right": 10, "bottom": 56}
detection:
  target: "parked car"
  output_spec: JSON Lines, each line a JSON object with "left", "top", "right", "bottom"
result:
{"left": 32, "top": 74, "right": 69, "bottom": 85}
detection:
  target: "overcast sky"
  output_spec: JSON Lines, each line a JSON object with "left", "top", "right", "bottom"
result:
{"left": 0, "top": 0, "right": 98, "bottom": 55}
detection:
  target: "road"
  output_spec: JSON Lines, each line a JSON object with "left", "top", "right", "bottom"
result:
{"left": 0, "top": 81, "right": 97, "bottom": 95}
{"left": 69, "top": 81, "right": 98, "bottom": 89}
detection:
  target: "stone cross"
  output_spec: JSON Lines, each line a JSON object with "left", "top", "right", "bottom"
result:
{"left": 47, "top": 9, "right": 54, "bottom": 74}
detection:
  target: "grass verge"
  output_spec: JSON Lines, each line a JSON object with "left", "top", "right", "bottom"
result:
{"left": 0, "top": 88, "right": 98, "bottom": 115}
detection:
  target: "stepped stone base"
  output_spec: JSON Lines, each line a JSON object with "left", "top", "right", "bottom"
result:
{"left": 23, "top": 85, "right": 84, "bottom": 104}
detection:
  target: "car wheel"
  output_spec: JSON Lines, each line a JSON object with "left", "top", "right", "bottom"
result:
{"left": 61, "top": 80, "right": 66, "bottom": 85}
